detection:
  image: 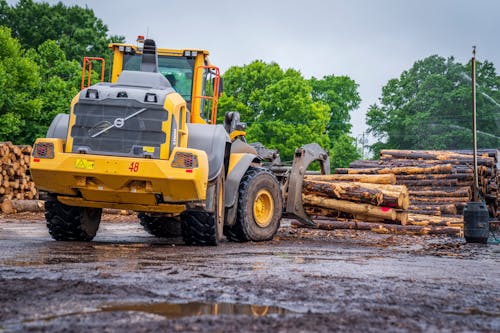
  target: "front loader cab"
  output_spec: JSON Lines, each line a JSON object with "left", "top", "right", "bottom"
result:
{"left": 108, "top": 38, "right": 221, "bottom": 125}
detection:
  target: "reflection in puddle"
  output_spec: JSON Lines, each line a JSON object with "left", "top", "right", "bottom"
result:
{"left": 102, "top": 301, "right": 293, "bottom": 318}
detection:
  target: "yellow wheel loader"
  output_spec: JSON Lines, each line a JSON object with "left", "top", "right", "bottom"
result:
{"left": 30, "top": 39, "right": 329, "bottom": 245}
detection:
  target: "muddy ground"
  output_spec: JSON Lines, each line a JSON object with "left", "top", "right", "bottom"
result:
{"left": 0, "top": 212, "right": 499, "bottom": 332}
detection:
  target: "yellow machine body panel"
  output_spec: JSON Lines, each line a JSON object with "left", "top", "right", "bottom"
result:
{"left": 30, "top": 138, "right": 209, "bottom": 213}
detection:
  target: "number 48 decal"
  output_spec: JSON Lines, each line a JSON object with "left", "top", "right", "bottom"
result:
{"left": 128, "top": 162, "right": 140, "bottom": 172}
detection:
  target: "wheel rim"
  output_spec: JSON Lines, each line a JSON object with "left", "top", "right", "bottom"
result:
{"left": 253, "top": 189, "right": 274, "bottom": 228}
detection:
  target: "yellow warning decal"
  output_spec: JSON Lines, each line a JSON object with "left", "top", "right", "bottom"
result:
{"left": 143, "top": 146, "right": 155, "bottom": 153}
{"left": 75, "top": 158, "right": 95, "bottom": 170}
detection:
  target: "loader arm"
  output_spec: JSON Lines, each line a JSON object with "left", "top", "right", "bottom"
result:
{"left": 282, "top": 143, "right": 330, "bottom": 226}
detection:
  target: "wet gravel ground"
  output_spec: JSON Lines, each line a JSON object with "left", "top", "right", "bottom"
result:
{"left": 0, "top": 213, "right": 499, "bottom": 332}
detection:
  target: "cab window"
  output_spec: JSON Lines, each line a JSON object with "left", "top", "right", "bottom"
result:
{"left": 122, "top": 54, "right": 195, "bottom": 102}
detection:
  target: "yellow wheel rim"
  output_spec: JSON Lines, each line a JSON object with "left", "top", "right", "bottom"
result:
{"left": 253, "top": 189, "right": 274, "bottom": 228}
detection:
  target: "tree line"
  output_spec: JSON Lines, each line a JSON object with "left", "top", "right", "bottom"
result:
{"left": 367, "top": 55, "right": 500, "bottom": 156}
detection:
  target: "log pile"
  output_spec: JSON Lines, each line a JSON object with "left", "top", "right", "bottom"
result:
{"left": 376, "top": 149, "right": 498, "bottom": 218}
{"left": 297, "top": 149, "right": 499, "bottom": 237}
{"left": 0, "top": 142, "right": 37, "bottom": 202}
{"left": 335, "top": 149, "right": 499, "bottom": 218}
{"left": 300, "top": 173, "right": 463, "bottom": 236}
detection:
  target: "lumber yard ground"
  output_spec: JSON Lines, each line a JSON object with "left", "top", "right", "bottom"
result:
{"left": 0, "top": 212, "right": 499, "bottom": 333}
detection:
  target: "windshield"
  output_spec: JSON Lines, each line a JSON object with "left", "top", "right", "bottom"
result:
{"left": 122, "top": 54, "right": 195, "bottom": 101}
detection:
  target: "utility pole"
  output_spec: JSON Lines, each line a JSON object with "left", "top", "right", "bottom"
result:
{"left": 463, "top": 46, "right": 490, "bottom": 244}
{"left": 471, "top": 46, "right": 479, "bottom": 202}
{"left": 357, "top": 132, "right": 367, "bottom": 159}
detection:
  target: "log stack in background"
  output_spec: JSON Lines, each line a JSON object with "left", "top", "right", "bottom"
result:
{"left": 297, "top": 149, "right": 499, "bottom": 237}
{"left": 0, "top": 142, "right": 38, "bottom": 209}
{"left": 356, "top": 149, "right": 498, "bottom": 218}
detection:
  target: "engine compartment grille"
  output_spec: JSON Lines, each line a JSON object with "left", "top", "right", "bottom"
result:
{"left": 71, "top": 98, "right": 168, "bottom": 158}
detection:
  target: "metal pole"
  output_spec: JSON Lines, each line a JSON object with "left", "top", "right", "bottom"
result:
{"left": 471, "top": 46, "right": 479, "bottom": 201}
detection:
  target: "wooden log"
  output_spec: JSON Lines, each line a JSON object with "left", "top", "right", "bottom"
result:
{"left": 0, "top": 199, "right": 44, "bottom": 214}
{"left": 410, "top": 196, "right": 470, "bottom": 204}
{"left": 380, "top": 150, "right": 496, "bottom": 166}
{"left": 304, "top": 173, "right": 396, "bottom": 184}
{"left": 303, "top": 180, "right": 383, "bottom": 206}
{"left": 409, "top": 204, "right": 457, "bottom": 216}
{"left": 398, "top": 179, "right": 458, "bottom": 187}
{"left": 291, "top": 220, "right": 462, "bottom": 236}
{"left": 406, "top": 186, "right": 471, "bottom": 193}
{"left": 302, "top": 194, "right": 400, "bottom": 222}
{"left": 408, "top": 209, "right": 441, "bottom": 217}
{"left": 396, "top": 173, "right": 473, "bottom": 181}
{"left": 409, "top": 187, "right": 471, "bottom": 198}
{"left": 357, "top": 183, "right": 409, "bottom": 209}
{"left": 407, "top": 213, "right": 464, "bottom": 226}
{"left": 336, "top": 164, "right": 453, "bottom": 175}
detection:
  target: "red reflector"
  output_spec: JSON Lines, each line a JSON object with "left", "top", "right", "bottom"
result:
{"left": 186, "top": 169, "right": 193, "bottom": 173}
{"left": 33, "top": 158, "right": 40, "bottom": 162}
{"left": 381, "top": 207, "right": 391, "bottom": 212}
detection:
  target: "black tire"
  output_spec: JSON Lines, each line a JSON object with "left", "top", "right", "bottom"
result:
{"left": 224, "top": 167, "right": 282, "bottom": 242}
{"left": 181, "top": 167, "right": 225, "bottom": 246}
{"left": 181, "top": 211, "right": 217, "bottom": 246}
{"left": 45, "top": 196, "right": 102, "bottom": 241}
{"left": 138, "top": 213, "right": 182, "bottom": 238}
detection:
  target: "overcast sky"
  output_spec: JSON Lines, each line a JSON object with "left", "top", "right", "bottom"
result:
{"left": 7, "top": 0, "right": 500, "bottom": 140}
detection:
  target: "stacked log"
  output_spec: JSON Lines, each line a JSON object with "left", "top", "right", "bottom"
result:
{"left": 296, "top": 149, "right": 498, "bottom": 237}
{"left": 302, "top": 176, "right": 411, "bottom": 228}
{"left": 336, "top": 149, "right": 498, "bottom": 218}
{"left": 0, "top": 142, "right": 37, "bottom": 203}
{"left": 377, "top": 149, "right": 498, "bottom": 218}
{"left": 300, "top": 174, "right": 462, "bottom": 236}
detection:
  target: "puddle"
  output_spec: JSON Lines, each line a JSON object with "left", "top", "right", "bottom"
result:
{"left": 102, "top": 301, "right": 294, "bottom": 318}
{"left": 17, "top": 301, "right": 295, "bottom": 327}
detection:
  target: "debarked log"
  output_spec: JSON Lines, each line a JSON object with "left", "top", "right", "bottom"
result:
{"left": 302, "top": 194, "right": 401, "bottom": 223}
{"left": 302, "top": 180, "right": 408, "bottom": 208}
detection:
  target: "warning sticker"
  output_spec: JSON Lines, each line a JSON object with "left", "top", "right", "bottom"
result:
{"left": 75, "top": 159, "right": 95, "bottom": 170}
{"left": 143, "top": 146, "right": 155, "bottom": 153}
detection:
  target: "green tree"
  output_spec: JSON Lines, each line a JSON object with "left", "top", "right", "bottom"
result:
{"left": 310, "top": 75, "right": 361, "bottom": 141}
{"left": 329, "top": 133, "right": 361, "bottom": 168}
{"left": 219, "top": 60, "right": 362, "bottom": 168}
{"left": 220, "top": 60, "right": 331, "bottom": 161}
{"left": 0, "top": 26, "right": 41, "bottom": 142}
{"left": 21, "top": 39, "right": 81, "bottom": 142}
{"left": 367, "top": 55, "right": 500, "bottom": 156}
{"left": 0, "top": 0, "right": 124, "bottom": 61}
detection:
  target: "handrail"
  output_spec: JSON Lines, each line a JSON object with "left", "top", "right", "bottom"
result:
{"left": 192, "top": 65, "right": 221, "bottom": 124}
{"left": 81, "top": 57, "right": 105, "bottom": 90}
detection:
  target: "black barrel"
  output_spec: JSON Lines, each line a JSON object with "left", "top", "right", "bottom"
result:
{"left": 463, "top": 202, "right": 489, "bottom": 244}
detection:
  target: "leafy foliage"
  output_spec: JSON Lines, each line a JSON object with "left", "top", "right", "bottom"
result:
{"left": 310, "top": 75, "right": 361, "bottom": 141}
{"left": 367, "top": 55, "right": 500, "bottom": 155}
{"left": 0, "top": 26, "right": 41, "bottom": 142}
{"left": 219, "top": 60, "right": 360, "bottom": 167}
{"left": 0, "top": 0, "right": 124, "bottom": 61}
{"left": 22, "top": 40, "right": 81, "bottom": 142}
